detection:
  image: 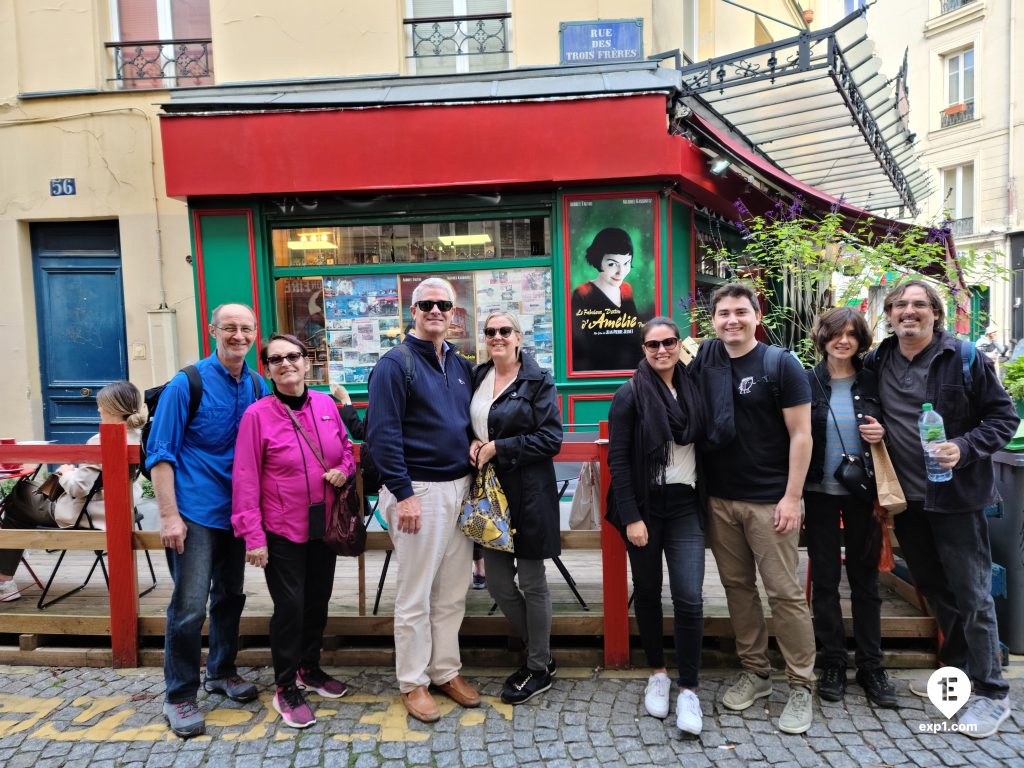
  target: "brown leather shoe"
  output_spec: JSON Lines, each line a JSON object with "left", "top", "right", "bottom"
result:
{"left": 433, "top": 674, "right": 481, "bottom": 708}
{"left": 401, "top": 685, "right": 440, "bottom": 723}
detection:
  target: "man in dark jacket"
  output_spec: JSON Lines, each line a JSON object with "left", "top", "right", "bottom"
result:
{"left": 367, "top": 277, "right": 479, "bottom": 724}
{"left": 866, "top": 279, "right": 1019, "bottom": 739}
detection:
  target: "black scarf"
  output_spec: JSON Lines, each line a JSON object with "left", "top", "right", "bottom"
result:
{"left": 272, "top": 383, "right": 308, "bottom": 411}
{"left": 630, "top": 359, "right": 703, "bottom": 489}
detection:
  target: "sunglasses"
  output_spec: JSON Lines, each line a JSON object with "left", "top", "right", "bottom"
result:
{"left": 266, "top": 352, "right": 304, "bottom": 366}
{"left": 642, "top": 337, "right": 680, "bottom": 352}
{"left": 414, "top": 299, "right": 454, "bottom": 313}
{"left": 484, "top": 326, "right": 515, "bottom": 339}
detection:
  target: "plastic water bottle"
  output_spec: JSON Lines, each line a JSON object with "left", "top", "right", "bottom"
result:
{"left": 919, "top": 403, "right": 952, "bottom": 482}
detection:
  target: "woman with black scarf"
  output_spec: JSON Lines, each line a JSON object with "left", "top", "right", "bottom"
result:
{"left": 607, "top": 316, "right": 706, "bottom": 737}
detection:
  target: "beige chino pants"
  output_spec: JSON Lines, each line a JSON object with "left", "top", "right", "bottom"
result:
{"left": 707, "top": 496, "right": 817, "bottom": 689}
{"left": 379, "top": 475, "right": 473, "bottom": 693}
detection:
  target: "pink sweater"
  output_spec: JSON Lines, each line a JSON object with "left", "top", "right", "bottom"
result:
{"left": 232, "top": 391, "right": 355, "bottom": 550}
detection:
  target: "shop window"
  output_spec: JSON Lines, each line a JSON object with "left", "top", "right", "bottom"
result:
{"left": 405, "top": 0, "right": 511, "bottom": 75}
{"left": 272, "top": 216, "right": 549, "bottom": 267}
{"left": 272, "top": 213, "right": 553, "bottom": 386}
{"left": 107, "top": 0, "right": 212, "bottom": 88}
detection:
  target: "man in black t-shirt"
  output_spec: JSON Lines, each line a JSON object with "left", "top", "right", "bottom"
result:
{"left": 693, "top": 283, "right": 815, "bottom": 735}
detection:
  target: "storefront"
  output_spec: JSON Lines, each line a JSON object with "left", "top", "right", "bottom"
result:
{"left": 160, "top": 39, "right": 923, "bottom": 422}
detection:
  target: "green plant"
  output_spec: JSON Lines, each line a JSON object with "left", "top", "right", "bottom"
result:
{"left": 140, "top": 477, "right": 155, "bottom": 499}
{"left": 691, "top": 198, "right": 1008, "bottom": 363}
{"left": 1002, "top": 358, "right": 1024, "bottom": 402}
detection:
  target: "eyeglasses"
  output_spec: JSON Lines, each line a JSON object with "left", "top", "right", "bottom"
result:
{"left": 642, "top": 337, "right": 680, "bottom": 352}
{"left": 214, "top": 324, "right": 256, "bottom": 336}
{"left": 484, "top": 326, "right": 515, "bottom": 339}
{"left": 266, "top": 352, "right": 304, "bottom": 366}
{"left": 414, "top": 300, "right": 454, "bottom": 313}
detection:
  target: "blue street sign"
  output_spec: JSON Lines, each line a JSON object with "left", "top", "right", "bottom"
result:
{"left": 560, "top": 19, "right": 644, "bottom": 65}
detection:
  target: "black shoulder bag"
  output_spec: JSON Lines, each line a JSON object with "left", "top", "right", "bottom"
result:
{"left": 285, "top": 405, "right": 366, "bottom": 557}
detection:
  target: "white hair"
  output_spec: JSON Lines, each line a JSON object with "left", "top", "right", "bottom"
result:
{"left": 411, "top": 277, "right": 456, "bottom": 306}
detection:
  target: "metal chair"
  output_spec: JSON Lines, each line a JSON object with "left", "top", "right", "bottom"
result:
{"left": 37, "top": 469, "right": 157, "bottom": 609}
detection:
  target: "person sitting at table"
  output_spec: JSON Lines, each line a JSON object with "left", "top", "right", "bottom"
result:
{"left": 0, "top": 380, "right": 146, "bottom": 602}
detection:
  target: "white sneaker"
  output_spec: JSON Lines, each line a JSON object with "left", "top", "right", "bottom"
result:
{"left": 676, "top": 689, "right": 703, "bottom": 735}
{"left": 644, "top": 672, "right": 671, "bottom": 719}
{"left": 0, "top": 579, "right": 21, "bottom": 602}
{"left": 959, "top": 695, "right": 1011, "bottom": 739}
{"left": 908, "top": 669, "right": 932, "bottom": 697}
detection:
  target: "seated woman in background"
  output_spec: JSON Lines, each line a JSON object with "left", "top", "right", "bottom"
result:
{"left": 0, "top": 380, "right": 146, "bottom": 602}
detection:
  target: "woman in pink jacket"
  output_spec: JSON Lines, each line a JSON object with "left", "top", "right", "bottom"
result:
{"left": 232, "top": 333, "right": 355, "bottom": 729}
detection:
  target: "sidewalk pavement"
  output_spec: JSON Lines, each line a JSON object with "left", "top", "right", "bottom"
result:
{"left": 0, "top": 663, "right": 1021, "bottom": 768}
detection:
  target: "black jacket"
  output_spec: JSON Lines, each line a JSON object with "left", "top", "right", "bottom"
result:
{"left": 865, "top": 332, "right": 1020, "bottom": 513}
{"left": 805, "top": 360, "right": 883, "bottom": 485}
{"left": 338, "top": 404, "right": 365, "bottom": 442}
{"left": 606, "top": 371, "right": 706, "bottom": 532}
{"left": 471, "top": 352, "right": 563, "bottom": 559}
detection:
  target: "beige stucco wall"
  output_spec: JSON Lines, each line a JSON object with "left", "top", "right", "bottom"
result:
{"left": 210, "top": 0, "right": 405, "bottom": 82}
{"left": 0, "top": 95, "right": 195, "bottom": 439}
{"left": 868, "top": 0, "right": 1022, "bottom": 337}
{"left": 12, "top": 0, "right": 104, "bottom": 94}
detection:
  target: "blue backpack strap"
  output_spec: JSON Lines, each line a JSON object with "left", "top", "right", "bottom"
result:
{"left": 762, "top": 344, "right": 786, "bottom": 404}
{"left": 396, "top": 343, "right": 416, "bottom": 396}
{"left": 959, "top": 339, "right": 976, "bottom": 392}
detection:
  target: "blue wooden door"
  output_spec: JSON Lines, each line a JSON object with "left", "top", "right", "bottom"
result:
{"left": 31, "top": 221, "right": 128, "bottom": 444}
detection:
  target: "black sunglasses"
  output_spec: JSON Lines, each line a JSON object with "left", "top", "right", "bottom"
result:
{"left": 484, "top": 326, "right": 515, "bottom": 339}
{"left": 266, "top": 352, "right": 304, "bottom": 366}
{"left": 414, "top": 299, "right": 454, "bottom": 312}
{"left": 642, "top": 337, "right": 680, "bottom": 352}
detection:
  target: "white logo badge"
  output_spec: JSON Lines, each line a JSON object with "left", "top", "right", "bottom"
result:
{"left": 738, "top": 376, "right": 754, "bottom": 395}
{"left": 927, "top": 667, "right": 970, "bottom": 719}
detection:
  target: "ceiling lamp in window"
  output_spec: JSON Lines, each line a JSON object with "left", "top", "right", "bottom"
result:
{"left": 436, "top": 234, "right": 492, "bottom": 247}
{"left": 287, "top": 231, "right": 339, "bottom": 250}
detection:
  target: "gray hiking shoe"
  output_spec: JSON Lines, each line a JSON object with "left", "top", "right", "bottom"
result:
{"left": 779, "top": 687, "right": 814, "bottom": 734}
{"left": 958, "top": 695, "right": 1011, "bottom": 739}
{"left": 204, "top": 674, "right": 258, "bottom": 703}
{"left": 163, "top": 698, "right": 205, "bottom": 739}
{"left": 721, "top": 671, "right": 772, "bottom": 711}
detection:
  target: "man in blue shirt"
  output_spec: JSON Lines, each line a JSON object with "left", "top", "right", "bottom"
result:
{"left": 146, "top": 303, "right": 269, "bottom": 738}
{"left": 368, "top": 278, "right": 478, "bottom": 724}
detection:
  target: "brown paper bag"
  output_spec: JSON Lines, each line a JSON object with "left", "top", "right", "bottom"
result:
{"left": 869, "top": 441, "right": 906, "bottom": 515}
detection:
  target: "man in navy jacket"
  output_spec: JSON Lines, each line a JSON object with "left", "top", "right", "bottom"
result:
{"left": 867, "top": 280, "right": 1019, "bottom": 739}
{"left": 367, "top": 277, "right": 479, "bottom": 723}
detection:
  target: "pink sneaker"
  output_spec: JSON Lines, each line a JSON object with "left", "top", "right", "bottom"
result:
{"left": 273, "top": 685, "right": 316, "bottom": 728}
{"left": 297, "top": 666, "right": 349, "bottom": 699}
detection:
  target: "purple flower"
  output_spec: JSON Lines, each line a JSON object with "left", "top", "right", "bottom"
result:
{"left": 734, "top": 199, "right": 750, "bottom": 217}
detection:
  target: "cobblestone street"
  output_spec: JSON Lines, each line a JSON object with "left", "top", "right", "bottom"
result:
{"left": 0, "top": 664, "right": 1021, "bottom": 767}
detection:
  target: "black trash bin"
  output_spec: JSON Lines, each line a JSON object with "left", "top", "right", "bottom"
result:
{"left": 991, "top": 450, "right": 1024, "bottom": 654}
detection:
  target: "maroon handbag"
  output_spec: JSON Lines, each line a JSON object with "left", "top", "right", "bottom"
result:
{"left": 285, "top": 406, "right": 366, "bottom": 557}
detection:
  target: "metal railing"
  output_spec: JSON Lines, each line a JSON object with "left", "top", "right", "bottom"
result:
{"left": 106, "top": 38, "right": 213, "bottom": 87}
{"left": 940, "top": 100, "right": 974, "bottom": 128}
{"left": 403, "top": 12, "right": 511, "bottom": 60}
{"left": 949, "top": 217, "right": 974, "bottom": 237}
{"left": 940, "top": 0, "right": 974, "bottom": 15}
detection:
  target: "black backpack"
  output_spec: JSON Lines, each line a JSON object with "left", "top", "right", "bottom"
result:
{"left": 360, "top": 344, "right": 415, "bottom": 495}
{"left": 140, "top": 364, "right": 262, "bottom": 479}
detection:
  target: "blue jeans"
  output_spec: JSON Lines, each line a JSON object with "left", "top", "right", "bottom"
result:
{"left": 894, "top": 502, "right": 1009, "bottom": 699}
{"left": 626, "top": 485, "right": 705, "bottom": 688}
{"left": 164, "top": 519, "right": 246, "bottom": 704}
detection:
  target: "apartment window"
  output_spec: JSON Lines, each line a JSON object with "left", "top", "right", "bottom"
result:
{"left": 107, "top": 0, "right": 212, "bottom": 88}
{"left": 940, "top": 0, "right": 975, "bottom": 15}
{"left": 682, "top": 0, "right": 698, "bottom": 61}
{"left": 844, "top": 0, "right": 867, "bottom": 14}
{"left": 941, "top": 163, "right": 974, "bottom": 236}
{"left": 405, "top": 0, "right": 511, "bottom": 75}
{"left": 941, "top": 48, "right": 974, "bottom": 127}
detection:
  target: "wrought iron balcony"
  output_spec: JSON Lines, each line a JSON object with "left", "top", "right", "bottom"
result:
{"left": 106, "top": 39, "right": 213, "bottom": 88}
{"left": 940, "top": 100, "right": 974, "bottom": 128}
{"left": 404, "top": 13, "right": 511, "bottom": 60}
{"left": 949, "top": 217, "right": 974, "bottom": 238}
{"left": 940, "top": 0, "right": 974, "bottom": 15}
